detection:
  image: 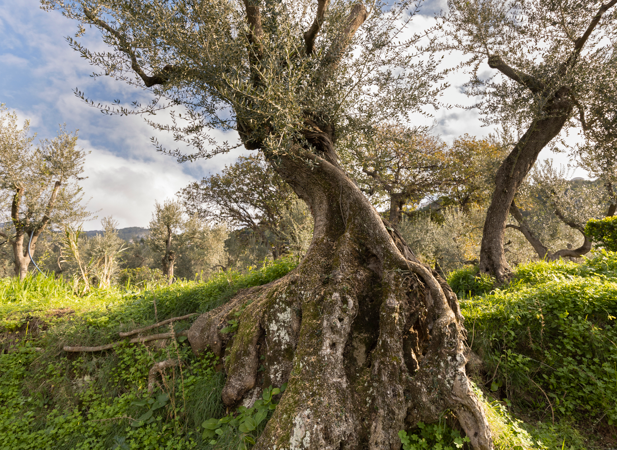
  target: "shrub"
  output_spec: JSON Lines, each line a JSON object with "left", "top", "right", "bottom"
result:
{"left": 118, "top": 267, "right": 168, "bottom": 289}
{"left": 585, "top": 216, "right": 617, "bottom": 251}
{"left": 447, "top": 266, "right": 496, "bottom": 299}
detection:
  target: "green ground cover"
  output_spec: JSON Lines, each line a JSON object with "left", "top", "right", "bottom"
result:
{"left": 1, "top": 253, "right": 615, "bottom": 449}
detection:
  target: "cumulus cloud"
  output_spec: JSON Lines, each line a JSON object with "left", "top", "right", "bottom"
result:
{"left": 0, "top": 0, "right": 250, "bottom": 230}
{"left": 1, "top": 0, "right": 586, "bottom": 231}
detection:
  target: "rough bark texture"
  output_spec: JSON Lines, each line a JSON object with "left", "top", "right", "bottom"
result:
{"left": 479, "top": 87, "right": 574, "bottom": 281}
{"left": 389, "top": 193, "right": 405, "bottom": 229}
{"left": 186, "top": 150, "right": 493, "bottom": 449}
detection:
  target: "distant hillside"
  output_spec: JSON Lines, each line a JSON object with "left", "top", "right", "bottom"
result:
{"left": 84, "top": 227, "right": 150, "bottom": 242}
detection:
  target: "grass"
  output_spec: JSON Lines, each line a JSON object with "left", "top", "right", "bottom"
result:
{"left": 451, "top": 251, "right": 617, "bottom": 449}
{"left": 0, "top": 257, "right": 297, "bottom": 450}
{"left": 2, "top": 253, "right": 616, "bottom": 449}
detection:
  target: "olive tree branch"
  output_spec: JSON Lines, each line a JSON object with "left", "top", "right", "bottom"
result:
{"left": 82, "top": 7, "right": 173, "bottom": 88}
{"left": 487, "top": 55, "right": 546, "bottom": 94}
{"left": 242, "top": 0, "right": 265, "bottom": 59}
{"left": 319, "top": 3, "right": 368, "bottom": 79}
{"left": 304, "top": 0, "right": 331, "bottom": 55}
{"left": 562, "top": 0, "right": 617, "bottom": 72}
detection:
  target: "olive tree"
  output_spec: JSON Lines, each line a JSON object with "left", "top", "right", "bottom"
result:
{"left": 44, "top": 0, "right": 492, "bottom": 448}
{"left": 509, "top": 160, "right": 612, "bottom": 261}
{"left": 181, "top": 154, "right": 296, "bottom": 259}
{"left": 340, "top": 125, "right": 450, "bottom": 228}
{"left": 441, "top": 0, "right": 617, "bottom": 280}
{"left": 0, "top": 105, "right": 89, "bottom": 280}
{"left": 148, "top": 199, "right": 185, "bottom": 282}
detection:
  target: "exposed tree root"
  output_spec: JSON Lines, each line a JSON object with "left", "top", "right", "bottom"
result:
{"left": 184, "top": 237, "right": 492, "bottom": 449}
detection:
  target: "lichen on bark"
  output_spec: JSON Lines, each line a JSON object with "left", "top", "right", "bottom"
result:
{"left": 186, "top": 152, "right": 494, "bottom": 449}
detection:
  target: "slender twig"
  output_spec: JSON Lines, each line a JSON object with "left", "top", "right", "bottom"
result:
{"left": 118, "top": 314, "right": 197, "bottom": 337}
{"left": 527, "top": 375, "right": 555, "bottom": 424}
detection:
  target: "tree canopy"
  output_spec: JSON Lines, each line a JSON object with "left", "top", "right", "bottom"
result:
{"left": 0, "top": 105, "right": 89, "bottom": 279}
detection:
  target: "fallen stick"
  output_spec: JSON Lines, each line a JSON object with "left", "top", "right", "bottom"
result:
{"left": 63, "top": 332, "right": 175, "bottom": 352}
{"left": 118, "top": 313, "right": 197, "bottom": 338}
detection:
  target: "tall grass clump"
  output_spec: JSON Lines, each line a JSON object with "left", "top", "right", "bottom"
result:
{"left": 447, "top": 266, "right": 497, "bottom": 299}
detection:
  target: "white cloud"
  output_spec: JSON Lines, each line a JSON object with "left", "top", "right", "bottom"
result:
{"left": 1, "top": 0, "right": 589, "bottom": 232}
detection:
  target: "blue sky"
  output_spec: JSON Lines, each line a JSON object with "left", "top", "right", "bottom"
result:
{"left": 0, "top": 0, "right": 575, "bottom": 230}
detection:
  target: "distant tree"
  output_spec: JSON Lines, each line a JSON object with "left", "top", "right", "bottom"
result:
{"left": 62, "top": 216, "right": 126, "bottom": 291}
{"left": 0, "top": 105, "right": 89, "bottom": 279}
{"left": 173, "top": 215, "right": 228, "bottom": 279}
{"left": 509, "top": 161, "right": 609, "bottom": 261}
{"left": 148, "top": 199, "right": 184, "bottom": 282}
{"left": 340, "top": 126, "right": 449, "bottom": 228}
{"left": 180, "top": 155, "right": 298, "bottom": 259}
{"left": 439, "top": 135, "right": 509, "bottom": 211}
{"left": 442, "top": 0, "right": 617, "bottom": 281}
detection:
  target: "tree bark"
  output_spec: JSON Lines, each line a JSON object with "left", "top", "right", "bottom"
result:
{"left": 388, "top": 193, "right": 405, "bottom": 229}
{"left": 162, "top": 225, "right": 175, "bottom": 283}
{"left": 187, "top": 148, "right": 493, "bottom": 449}
{"left": 12, "top": 231, "right": 32, "bottom": 280}
{"left": 479, "top": 87, "right": 574, "bottom": 281}
{"left": 508, "top": 201, "right": 592, "bottom": 261}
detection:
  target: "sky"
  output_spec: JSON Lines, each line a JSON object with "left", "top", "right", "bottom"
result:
{"left": 0, "top": 0, "right": 578, "bottom": 230}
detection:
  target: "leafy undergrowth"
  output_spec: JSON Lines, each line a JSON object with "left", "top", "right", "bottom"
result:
{"left": 2, "top": 253, "right": 616, "bottom": 449}
{"left": 453, "top": 251, "right": 617, "bottom": 449}
{"left": 0, "top": 258, "right": 296, "bottom": 450}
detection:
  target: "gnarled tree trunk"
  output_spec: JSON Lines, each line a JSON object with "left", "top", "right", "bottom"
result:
{"left": 187, "top": 149, "right": 493, "bottom": 449}
{"left": 479, "top": 86, "right": 574, "bottom": 281}
{"left": 12, "top": 230, "right": 35, "bottom": 280}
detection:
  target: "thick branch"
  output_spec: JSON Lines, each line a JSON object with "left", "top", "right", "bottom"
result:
{"left": 508, "top": 202, "right": 549, "bottom": 259}
{"left": 553, "top": 206, "right": 585, "bottom": 234}
{"left": 242, "top": 0, "right": 264, "bottom": 58}
{"left": 304, "top": 0, "right": 331, "bottom": 55}
{"left": 573, "top": 1, "right": 617, "bottom": 54}
{"left": 488, "top": 55, "right": 546, "bottom": 94}
{"left": 83, "top": 8, "right": 173, "bottom": 87}
{"left": 320, "top": 4, "right": 368, "bottom": 78}
{"left": 33, "top": 180, "right": 62, "bottom": 240}
{"left": 11, "top": 186, "right": 22, "bottom": 230}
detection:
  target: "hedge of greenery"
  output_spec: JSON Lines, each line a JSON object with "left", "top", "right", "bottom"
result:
{"left": 585, "top": 216, "right": 617, "bottom": 251}
{"left": 461, "top": 252, "right": 617, "bottom": 429}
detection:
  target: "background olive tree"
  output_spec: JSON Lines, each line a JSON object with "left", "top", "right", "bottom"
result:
{"left": 0, "top": 105, "right": 89, "bottom": 280}
{"left": 441, "top": 0, "right": 617, "bottom": 280}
